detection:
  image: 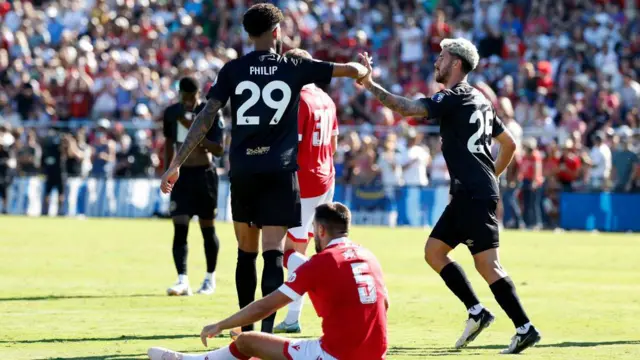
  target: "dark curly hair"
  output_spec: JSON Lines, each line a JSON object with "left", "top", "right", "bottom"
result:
{"left": 242, "top": 3, "right": 284, "bottom": 38}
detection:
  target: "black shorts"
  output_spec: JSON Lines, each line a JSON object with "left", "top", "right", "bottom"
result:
{"left": 230, "top": 171, "right": 301, "bottom": 228}
{"left": 430, "top": 196, "right": 499, "bottom": 255}
{"left": 170, "top": 165, "right": 218, "bottom": 219}
{"left": 44, "top": 175, "right": 66, "bottom": 196}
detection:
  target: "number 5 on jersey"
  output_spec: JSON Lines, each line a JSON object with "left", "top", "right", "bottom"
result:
{"left": 235, "top": 80, "right": 292, "bottom": 125}
{"left": 351, "top": 262, "right": 377, "bottom": 304}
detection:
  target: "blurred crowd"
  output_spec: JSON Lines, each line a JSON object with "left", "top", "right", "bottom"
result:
{"left": 1, "top": 0, "right": 640, "bottom": 226}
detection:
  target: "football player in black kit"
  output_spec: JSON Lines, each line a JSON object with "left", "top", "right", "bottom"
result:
{"left": 162, "top": 77, "right": 225, "bottom": 297}
{"left": 357, "top": 38, "right": 540, "bottom": 354}
{"left": 160, "top": 3, "right": 369, "bottom": 334}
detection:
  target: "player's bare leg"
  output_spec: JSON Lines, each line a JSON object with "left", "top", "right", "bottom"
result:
{"left": 260, "top": 225, "right": 287, "bottom": 333}
{"left": 148, "top": 331, "right": 290, "bottom": 360}
{"left": 167, "top": 215, "right": 193, "bottom": 296}
{"left": 424, "top": 237, "right": 494, "bottom": 349}
{"left": 275, "top": 235, "right": 310, "bottom": 334}
{"left": 473, "top": 248, "right": 541, "bottom": 354}
{"left": 234, "top": 222, "right": 260, "bottom": 332}
{"left": 197, "top": 218, "right": 220, "bottom": 295}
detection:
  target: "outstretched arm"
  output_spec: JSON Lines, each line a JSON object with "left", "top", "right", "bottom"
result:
{"left": 362, "top": 80, "right": 429, "bottom": 117}
{"left": 332, "top": 62, "right": 370, "bottom": 80}
{"left": 167, "top": 98, "right": 223, "bottom": 169}
{"left": 356, "top": 52, "right": 428, "bottom": 117}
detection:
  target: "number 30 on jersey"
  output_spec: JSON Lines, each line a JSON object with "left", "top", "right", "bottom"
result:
{"left": 235, "top": 80, "right": 292, "bottom": 125}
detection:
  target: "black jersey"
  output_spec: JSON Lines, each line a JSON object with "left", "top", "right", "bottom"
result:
{"left": 420, "top": 82, "right": 506, "bottom": 199}
{"left": 206, "top": 50, "right": 334, "bottom": 176}
{"left": 163, "top": 102, "right": 225, "bottom": 150}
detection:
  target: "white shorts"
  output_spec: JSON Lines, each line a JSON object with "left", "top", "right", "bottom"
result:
{"left": 284, "top": 338, "right": 337, "bottom": 360}
{"left": 287, "top": 185, "right": 335, "bottom": 243}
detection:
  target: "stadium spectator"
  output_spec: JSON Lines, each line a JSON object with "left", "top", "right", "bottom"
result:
{"left": 589, "top": 132, "right": 613, "bottom": 191}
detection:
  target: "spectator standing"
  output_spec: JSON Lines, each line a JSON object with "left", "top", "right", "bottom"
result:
{"left": 401, "top": 132, "right": 430, "bottom": 187}
{"left": 520, "top": 138, "right": 543, "bottom": 229}
{"left": 90, "top": 119, "right": 116, "bottom": 178}
{"left": 611, "top": 129, "right": 639, "bottom": 192}
{"left": 41, "top": 126, "right": 66, "bottom": 216}
{"left": 16, "top": 128, "right": 40, "bottom": 175}
{"left": 589, "top": 132, "right": 612, "bottom": 191}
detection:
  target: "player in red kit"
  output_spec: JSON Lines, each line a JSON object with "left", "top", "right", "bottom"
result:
{"left": 274, "top": 49, "right": 339, "bottom": 334}
{"left": 148, "top": 202, "right": 388, "bottom": 360}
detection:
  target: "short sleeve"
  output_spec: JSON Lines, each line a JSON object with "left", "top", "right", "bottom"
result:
{"left": 297, "top": 58, "right": 334, "bottom": 87}
{"left": 331, "top": 108, "right": 339, "bottom": 136}
{"left": 492, "top": 110, "right": 506, "bottom": 138}
{"left": 206, "top": 63, "right": 232, "bottom": 106}
{"left": 205, "top": 110, "right": 225, "bottom": 144}
{"left": 278, "top": 256, "right": 319, "bottom": 301}
{"left": 297, "top": 98, "right": 312, "bottom": 143}
{"left": 162, "top": 107, "right": 175, "bottom": 140}
{"left": 419, "top": 90, "right": 453, "bottom": 119}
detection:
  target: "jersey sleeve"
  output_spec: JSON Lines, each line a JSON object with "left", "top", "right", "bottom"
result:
{"left": 278, "top": 256, "right": 319, "bottom": 301}
{"left": 492, "top": 110, "right": 506, "bottom": 138}
{"left": 297, "top": 58, "right": 334, "bottom": 87}
{"left": 205, "top": 110, "right": 225, "bottom": 144}
{"left": 419, "top": 90, "right": 453, "bottom": 119}
{"left": 162, "top": 107, "right": 175, "bottom": 141}
{"left": 331, "top": 107, "right": 339, "bottom": 136}
{"left": 206, "top": 63, "right": 232, "bottom": 106}
{"left": 298, "top": 98, "right": 312, "bottom": 143}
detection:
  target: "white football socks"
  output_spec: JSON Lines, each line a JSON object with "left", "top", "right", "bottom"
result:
{"left": 285, "top": 252, "right": 309, "bottom": 324}
{"left": 516, "top": 322, "right": 532, "bottom": 334}
{"left": 180, "top": 346, "right": 238, "bottom": 360}
{"left": 178, "top": 274, "right": 189, "bottom": 284}
{"left": 468, "top": 304, "right": 484, "bottom": 316}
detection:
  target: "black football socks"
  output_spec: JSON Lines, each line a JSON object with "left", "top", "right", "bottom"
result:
{"left": 200, "top": 226, "right": 220, "bottom": 274}
{"left": 490, "top": 276, "right": 530, "bottom": 328}
{"left": 236, "top": 249, "right": 258, "bottom": 332}
{"left": 172, "top": 224, "right": 189, "bottom": 276}
{"left": 260, "top": 250, "right": 284, "bottom": 333}
{"left": 439, "top": 262, "right": 481, "bottom": 310}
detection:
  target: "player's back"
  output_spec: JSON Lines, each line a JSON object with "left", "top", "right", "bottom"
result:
{"left": 297, "top": 84, "right": 338, "bottom": 198}
{"left": 428, "top": 82, "right": 505, "bottom": 199}
{"left": 206, "top": 51, "right": 334, "bottom": 176}
{"left": 310, "top": 240, "right": 387, "bottom": 360}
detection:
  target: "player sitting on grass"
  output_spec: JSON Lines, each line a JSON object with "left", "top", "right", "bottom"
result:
{"left": 148, "top": 202, "right": 389, "bottom": 360}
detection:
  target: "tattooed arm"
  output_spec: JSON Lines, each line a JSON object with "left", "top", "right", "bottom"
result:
{"left": 362, "top": 80, "right": 429, "bottom": 117}
{"left": 167, "top": 98, "right": 224, "bottom": 169}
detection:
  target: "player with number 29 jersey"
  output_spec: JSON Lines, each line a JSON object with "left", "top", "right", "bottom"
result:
{"left": 420, "top": 82, "right": 505, "bottom": 199}
{"left": 207, "top": 52, "right": 334, "bottom": 176}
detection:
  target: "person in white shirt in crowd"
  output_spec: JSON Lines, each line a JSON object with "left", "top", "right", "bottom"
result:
{"left": 398, "top": 17, "right": 424, "bottom": 67}
{"left": 377, "top": 134, "right": 403, "bottom": 190}
{"left": 429, "top": 140, "right": 449, "bottom": 187}
{"left": 588, "top": 131, "right": 612, "bottom": 191}
{"left": 401, "top": 131, "right": 430, "bottom": 187}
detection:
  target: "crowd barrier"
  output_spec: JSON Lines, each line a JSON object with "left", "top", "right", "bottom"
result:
{"left": 4, "top": 177, "right": 639, "bottom": 232}
{"left": 559, "top": 192, "right": 640, "bottom": 232}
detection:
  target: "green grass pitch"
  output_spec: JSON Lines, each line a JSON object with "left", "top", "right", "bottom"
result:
{"left": 1, "top": 217, "right": 640, "bottom": 360}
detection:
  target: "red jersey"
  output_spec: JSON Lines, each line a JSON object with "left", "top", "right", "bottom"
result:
{"left": 279, "top": 238, "right": 388, "bottom": 360}
{"left": 521, "top": 150, "right": 543, "bottom": 184}
{"left": 297, "top": 85, "right": 338, "bottom": 198}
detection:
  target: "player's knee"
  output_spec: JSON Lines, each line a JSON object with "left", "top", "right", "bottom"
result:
{"left": 424, "top": 238, "right": 447, "bottom": 267}
{"left": 261, "top": 226, "right": 287, "bottom": 251}
{"left": 234, "top": 332, "right": 256, "bottom": 352}
{"left": 172, "top": 216, "right": 190, "bottom": 226}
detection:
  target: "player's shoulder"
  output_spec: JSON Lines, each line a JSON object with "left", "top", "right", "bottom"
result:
{"left": 163, "top": 102, "right": 182, "bottom": 118}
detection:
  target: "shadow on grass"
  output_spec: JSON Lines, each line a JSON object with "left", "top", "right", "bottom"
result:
{"left": 3, "top": 333, "right": 317, "bottom": 345}
{"left": 0, "top": 334, "right": 195, "bottom": 344}
{"left": 38, "top": 354, "right": 145, "bottom": 360}
{"left": 0, "top": 294, "right": 164, "bottom": 302}
{"left": 465, "top": 340, "right": 640, "bottom": 350}
{"left": 387, "top": 346, "right": 483, "bottom": 357}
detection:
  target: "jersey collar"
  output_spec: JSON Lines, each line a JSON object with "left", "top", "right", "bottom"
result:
{"left": 326, "top": 237, "right": 350, "bottom": 248}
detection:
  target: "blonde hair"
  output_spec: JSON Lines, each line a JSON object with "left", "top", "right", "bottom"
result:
{"left": 440, "top": 38, "right": 480, "bottom": 73}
